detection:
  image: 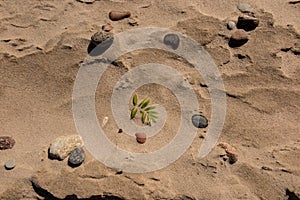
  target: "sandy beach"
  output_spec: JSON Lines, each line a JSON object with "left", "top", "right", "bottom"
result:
{"left": 0, "top": 0, "right": 299, "bottom": 199}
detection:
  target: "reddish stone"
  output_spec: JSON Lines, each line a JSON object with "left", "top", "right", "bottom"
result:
{"left": 135, "top": 133, "right": 147, "bottom": 144}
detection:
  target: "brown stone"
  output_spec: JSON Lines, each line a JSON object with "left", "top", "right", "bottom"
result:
{"left": 0, "top": 136, "right": 15, "bottom": 150}
{"left": 102, "top": 23, "right": 113, "bottom": 32}
{"left": 135, "top": 133, "right": 146, "bottom": 144}
{"left": 229, "top": 29, "right": 249, "bottom": 47}
{"left": 109, "top": 11, "right": 131, "bottom": 21}
{"left": 237, "top": 15, "right": 259, "bottom": 31}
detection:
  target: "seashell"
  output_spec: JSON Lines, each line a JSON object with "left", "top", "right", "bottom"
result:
{"left": 135, "top": 132, "right": 146, "bottom": 144}
{"left": 109, "top": 11, "right": 131, "bottom": 21}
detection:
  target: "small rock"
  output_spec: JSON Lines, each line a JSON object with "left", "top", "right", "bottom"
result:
{"left": 229, "top": 29, "right": 249, "bottom": 47}
{"left": 68, "top": 147, "right": 85, "bottom": 167}
{"left": 76, "top": 0, "right": 95, "bottom": 3}
{"left": 192, "top": 114, "right": 208, "bottom": 128}
{"left": 237, "top": 3, "right": 253, "bottom": 13}
{"left": 109, "top": 11, "right": 131, "bottom": 21}
{"left": 49, "top": 135, "right": 83, "bottom": 160}
{"left": 102, "top": 23, "right": 113, "bottom": 32}
{"left": 218, "top": 142, "right": 238, "bottom": 164}
{"left": 0, "top": 136, "right": 15, "bottom": 150}
{"left": 5, "top": 159, "right": 16, "bottom": 170}
{"left": 135, "top": 133, "right": 146, "bottom": 144}
{"left": 163, "top": 33, "right": 180, "bottom": 50}
{"left": 261, "top": 166, "right": 273, "bottom": 171}
{"left": 102, "top": 116, "right": 109, "bottom": 127}
{"left": 118, "top": 129, "right": 123, "bottom": 133}
{"left": 91, "top": 31, "right": 114, "bottom": 46}
{"left": 237, "top": 15, "right": 259, "bottom": 31}
{"left": 227, "top": 21, "right": 236, "bottom": 30}
{"left": 128, "top": 18, "right": 139, "bottom": 26}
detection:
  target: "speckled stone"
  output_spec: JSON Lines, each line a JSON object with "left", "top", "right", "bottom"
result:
{"left": 68, "top": 147, "right": 85, "bottom": 166}
{"left": 192, "top": 114, "right": 208, "bottom": 128}
{"left": 48, "top": 135, "right": 83, "bottom": 160}
{"left": 163, "top": 33, "right": 180, "bottom": 50}
{"left": 5, "top": 159, "right": 16, "bottom": 170}
{"left": 0, "top": 136, "right": 15, "bottom": 150}
{"left": 91, "top": 31, "right": 114, "bottom": 46}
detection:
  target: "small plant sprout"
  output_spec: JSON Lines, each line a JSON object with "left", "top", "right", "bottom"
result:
{"left": 130, "top": 93, "right": 158, "bottom": 126}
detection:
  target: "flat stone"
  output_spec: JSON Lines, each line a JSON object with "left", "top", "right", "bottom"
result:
{"left": 237, "top": 3, "right": 253, "bottom": 13}
{"left": 5, "top": 159, "right": 16, "bottom": 170}
{"left": 0, "top": 136, "right": 15, "bottom": 150}
{"left": 49, "top": 135, "right": 83, "bottom": 160}
{"left": 192, "top": 114, "right": 208, "bottom": 128}
{"left": 229, "top": 29, "right": 249, "bottom": 47}
{"left": 163, "top": 33, "right": 180, "bottom": 50}
{"left": 227, "top": 21, "right": 236, "bottom": 30}
{"left": 68, "top": 147, "right": 85, "bottom": 166}
{"left": 237, "top": 15, "right": 259, "bottom": 31}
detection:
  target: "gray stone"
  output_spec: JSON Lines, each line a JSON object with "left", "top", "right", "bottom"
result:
{"left": 237, "top": 3, "right": 253, "bottom": 13}
{"left": 0, "top": 136, "right": 15, "bottom": 150}
{"left": 68, "top": 147, "right": 85, "bottom": 166}
{"left": 192, "top": 114, "right": 208, "bottom": 128}
{"left": 163, "top": 33, "right": 180, "bottom": 50}
{"left": 227, "top": 21, "right": 236, "bottom": 30}
{"left": 5, "top": 159, "right": 16, "bottom": 170}
{"left": 49, "top": 135, "right": 83, "bottom": 160}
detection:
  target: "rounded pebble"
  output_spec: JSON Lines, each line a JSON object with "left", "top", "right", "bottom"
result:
{"left": 135, "top": 132, "right": 147, "bottom": 144}
{"left": 102, "top": 23, "right": 113, "bottom": 32}
{"left": 109, "top": 11, "right": 131, "bottom": 21}
{"left": 163, "top": 33, "right": 180, "bottom": 50}
{"left": 192, "top": 114, "right": 208, "bottom": 128}
{"left": 68, "top": 147, "right": 85, "bottom": 166}
{"left": 229, "top": 29, "right": 249, "bottom": 47}
{"left": 0, "top": 136, "right": 15, "bottom": 150}
{"left": 5, "top": 159, "right": 16, "bottom": 170}
{"left": 227, "top": 21, "right": 236, "bottom": 30}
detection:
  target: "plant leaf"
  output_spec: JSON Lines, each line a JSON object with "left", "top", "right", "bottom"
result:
{"left": 140, "top": 99, "right": 150, "bottom": 109}
{"left": 141, "top": 111, "right": 146, "bottom": 123}
{"left": 144, "top": 105, "right": 156, "bottom": 111}
{"left": 131, "top": 108, "right": 138, "bottom": 119}
{"left": 133, "top": 94, "right": 138, "bottom": 106}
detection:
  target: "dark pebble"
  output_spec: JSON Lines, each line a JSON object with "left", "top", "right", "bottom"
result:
{"left": 163, "top": 34, "right": 180, "bottom": 50}
{"left": 68, "top": 147, "right": 85, "bottom": 167}
{"left": 192, "top": 114, "right": 208, "bottom": 128}
{"left": 0, "top": 136, "right": 15, "bottom": 150}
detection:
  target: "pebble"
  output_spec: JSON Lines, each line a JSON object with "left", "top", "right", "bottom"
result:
{"left": 109, "top": 11, "right": 131, "bottom": 21}
{"left": 218, "top": 142, "right": 238, "bottom": 164}
{"left": 48, "top": 135, "right": 83, "bottom": 160}
{"left": 192, "top": 114, "right": 208, "bottom": 128}
{"left": 102, "top": 23, "right": 113, "bottom": 32}
{"left": 0, "top": 136, "right": 15, "bottom": 150}
{"left": 163, "top": 33, "right": 180, "bottom": 50}
{"left": 237, "top": 3, "right": 253, "bottom": 13}
{"left": 102, "top": 116, "right": 109, "bottom": 127}
{"left": 227, "top": 21, "right": 236, "bottom": 30}
{"left": 229, "top": 29, "right": 249, "bottom": 47}
{"left": 68, "top": 147, "right": 85, "bottom": 166}
{"left": 237, "top": 15, "right": 259, "bottom": 31}
{"left": 4, "top": 159, "right": 16, "bottom": 170}
{"left": 135, "top": 132, "right": 147, "bottom": 144}
{"left": 91, "top": 31, "right": 114, "bottom": 46}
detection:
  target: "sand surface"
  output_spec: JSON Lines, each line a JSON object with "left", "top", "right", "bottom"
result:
{"left": 0, "top": 0, "right": 299, "bottom": 199}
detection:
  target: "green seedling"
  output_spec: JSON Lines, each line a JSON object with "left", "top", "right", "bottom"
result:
{"left": 130, "top": 93, "right": 158, "bottom": 125}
